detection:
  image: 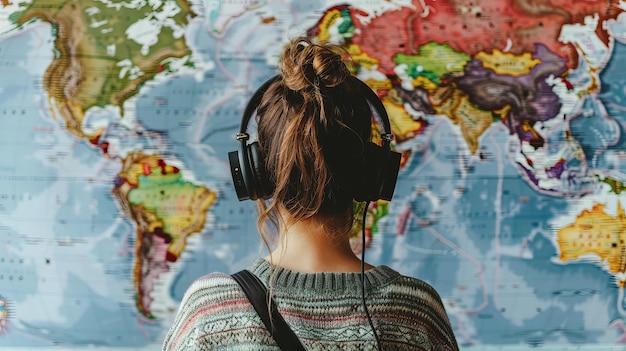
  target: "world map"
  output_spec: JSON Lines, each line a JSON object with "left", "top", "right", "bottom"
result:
{"left": 3, "top": 0, "right": 626, "bottom": 349}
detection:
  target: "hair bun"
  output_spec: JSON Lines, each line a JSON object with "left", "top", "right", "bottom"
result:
{"left": 280, "top": 38, "right": 350, "bottom": 92}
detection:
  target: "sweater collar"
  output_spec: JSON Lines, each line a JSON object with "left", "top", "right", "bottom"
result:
{"left": 248, "top": 258, "right": 399, "bottom": 293}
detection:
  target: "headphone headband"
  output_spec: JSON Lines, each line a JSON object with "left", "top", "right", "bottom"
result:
{"left": 229, "top": 74, "right": 401, "bottom": 202}
{"left": 237, "top": 75, "right": 394, "bottom": 146}
{"left": 238, "top": 75, "right": 282, "bottom": 138}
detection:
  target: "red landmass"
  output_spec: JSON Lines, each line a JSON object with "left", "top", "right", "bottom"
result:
{"left": 347, "top": 8, "right": 413, "bottom": 75}
{"left": 348, "top": 0, "right": 622, "bottom": 72}
{"left": 89, "top": 134, "right": 101, "bottom": 145}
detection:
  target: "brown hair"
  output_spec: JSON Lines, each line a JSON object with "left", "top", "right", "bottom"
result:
{"left": 255, "top": 37, "right": 373, "bottom": 239}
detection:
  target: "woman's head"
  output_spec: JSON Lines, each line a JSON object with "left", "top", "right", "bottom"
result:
{"left": 255, "top": 37, "right": 373, "bottom": 231}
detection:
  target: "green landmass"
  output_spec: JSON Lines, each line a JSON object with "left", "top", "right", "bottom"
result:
{"left": 393, "top": 42, "right": 470, "bottom": 84}
{"left": 597, "top": 175, "right": 626, "bottom": 194}
{"left": 128, "top": 171, "right": 201, "bottom": 237}
{"left": 16, "top": 0, "right": 195, "bottom": 113}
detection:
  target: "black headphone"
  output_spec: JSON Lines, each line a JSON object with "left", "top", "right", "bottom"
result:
{"left": 228, "top": 74, "right": 401, "bottom": 203}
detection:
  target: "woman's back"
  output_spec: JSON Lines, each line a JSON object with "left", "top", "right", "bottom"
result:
{"left": 163, "top": 37, "right": 458, "bottom": 350}
{"left": 163, "top": 259, "right": 458, "bottom": 350}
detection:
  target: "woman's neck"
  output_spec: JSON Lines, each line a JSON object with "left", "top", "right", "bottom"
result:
{"left": 265, "top": 213, "right": 374, "bottom": 273}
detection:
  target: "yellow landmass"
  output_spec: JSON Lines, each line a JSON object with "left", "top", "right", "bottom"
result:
{"left": 557, "top": 202, "right": 626, "bottom": 287}
{"left": 317, "top": 9, "right": 342, "bottom": 42}
{"left": 386, "top": 88, "right": 403, "bottom": 105}
{"left": 382, "top": 98, "right": 424, "bottom": 142}
{"left": 413, "top": 76, "right": 438, "bottom": 92}
{"left": 475, "top": 49, "right": 541, "bottom": 76}
{"left": 166, "top": 187, "right": 216, "bottom": 257}
{"left": 364, "top": 78, "right": 392, "bottom": 91}
{"left": 117, "top": 150, "right": 217, "bottom": 254}
{"left": 119, "top": 152, "right": 216, "bottom": 257}
{"left": 431, "top": 87, "right": 492, "bottom": 154}
{"left": 346, "top": 44, "right": 361, "bottom": 56}
{"left": 493, "top": 105, "right": 511, "bottom": 123}
{"left": 118, "top": 152, "right": 162, "bottom": 186}
{"left": 346, "top": 44, "right": 380, "bottom": 70}
{"left": 113, "top": 151, "right": 216, "bottom": 318}
{"left": 520, "top": 119, "right": 540, "bottom": 140}
{"left": 128, "top": 184, "right": 216, "bottom": 258}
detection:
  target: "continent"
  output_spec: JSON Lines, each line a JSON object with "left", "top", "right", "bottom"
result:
{"left": 429, "top": 86, "right": 493, "bottom": 154}
{"left": 308, "top": 2, "right": 621, "bottom": 196}
{"left": 310, "top": 6, "right": 570, "bottom": 154}
{"left": 113, "top": 152, "right": 216, "bottom": 318}
{"left": 557, "top": 202, "right": 626, "bottom": 287}
{"left": 309, "top": 0, "right": 622, "bottom": 74}
{"left": 15, "top": 0, "right": 196, "bottom": 138}
{"left": 452, "top": 44, "right": 567, "bottom": 145}
{"left": 345, "top": 0, "right": 620, "bottom": 73}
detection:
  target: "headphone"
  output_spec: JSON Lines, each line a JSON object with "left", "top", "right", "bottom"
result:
{"left": 228, "top": 74, "right": 401, "bottom": 203}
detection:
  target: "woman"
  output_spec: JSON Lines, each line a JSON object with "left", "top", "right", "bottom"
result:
{"left": 162, "top": 37, "right": 458, "bottom": 350}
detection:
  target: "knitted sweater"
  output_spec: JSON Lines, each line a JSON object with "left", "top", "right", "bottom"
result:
{"left": 162, "top": 259, "right": 459, "bottom": 350}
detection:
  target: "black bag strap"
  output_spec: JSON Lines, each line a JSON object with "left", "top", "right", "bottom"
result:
{"left": 231, "top": 270, "right": 306, "bottom": 351}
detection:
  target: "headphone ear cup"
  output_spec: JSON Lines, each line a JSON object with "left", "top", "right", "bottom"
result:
{"left": 247, "top": 142, "right": 274, "bottom": 200}
{"left": 379, "top": 149, "right": 401, "bottom": 200}
{"left": 228, "top": 151, "right": 250, "bottom": 201}
{"left": 353, "top": 142, "right": 383, "bottom": 201}
{"left": 353, "top": 142, "right": 401, "bottom": 202}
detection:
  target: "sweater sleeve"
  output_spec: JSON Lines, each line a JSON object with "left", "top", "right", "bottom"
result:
{"left": 413, "top": 278, "right": 459, "bottom": 351}
{"left": 161, "top": 274, "right": 216, "bottom": 351}
{"left": 382, "top": 276, "right": 459, "bottom": 351}
{"left": 426, "top": 286, "right": 459, "bottom": 351}
{"left": 161, "top": 272, "right": 278, "bottom": 351}
{"left": 161, "top": 273, "right": 240, "bottom": 351}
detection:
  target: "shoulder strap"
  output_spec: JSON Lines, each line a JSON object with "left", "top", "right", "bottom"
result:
{"left": 231, "top": 270, "right": 306, "bottom": 351}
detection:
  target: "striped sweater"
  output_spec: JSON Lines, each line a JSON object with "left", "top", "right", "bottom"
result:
{"left": 162, "top": 258, "right": 459, "bottom": 350}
